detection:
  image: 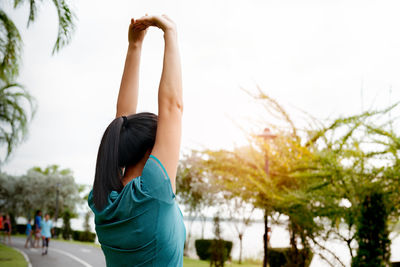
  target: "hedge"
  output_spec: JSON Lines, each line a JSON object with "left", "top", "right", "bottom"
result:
{"left": 16, "top": 224, "right": 96, "bottom": 242}
{"left": 195, "top": 239, "right": 233, "bottom": 261}
{"left": 268, "top": 247, "right": 313, "bottom": 267}
{"left": 72, "top": 230, "right": 96, "bottom": 242}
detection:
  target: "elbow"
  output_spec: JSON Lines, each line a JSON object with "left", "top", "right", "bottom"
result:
{"left": 171, "top": 99, "right": 184, "bottom": 114}
{"left": 160, "top": 97, "right": 183, "bottom": 114}
{"left": 176, "top": 100, "right": 183, "bottom": 113}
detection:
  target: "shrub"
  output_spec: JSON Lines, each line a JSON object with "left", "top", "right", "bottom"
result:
{"left": 53, "top": 227, "right": 62, "bottom": 238}
{"left": 62, "top": 211, "right": 73, "bottom": 240}
{"left": 16, "top": 224, "right": 26, "bottom": 234}
{"left": 72, "top": 230, "right": 96, "bottom": 242}
{"left": 352, "top": 191, "right": 391, "bottom": 267}
{"left": 268, "top": 247, "right": 313, "bottom": 267}
{"left": 195, "top": 239, "right": 233, "bottom": 261}
{"left": 269, "top": 248, "right": 287, "bottom": 267}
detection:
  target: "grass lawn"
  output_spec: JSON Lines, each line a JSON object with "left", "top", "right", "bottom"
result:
{"left": 0, "top": 244, "right": 27, "bottom": 267}
{"left": 183, "top": 257, "right": 261, "bottom": 267}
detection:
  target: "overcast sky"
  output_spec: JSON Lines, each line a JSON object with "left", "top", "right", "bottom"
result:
{"left": 3, "top": 0, "right": 400, "bottom": 186}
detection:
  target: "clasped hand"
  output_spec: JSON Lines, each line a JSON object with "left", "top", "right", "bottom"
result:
{"left": 128, "top": 14, "right": 176, "bottom": 45}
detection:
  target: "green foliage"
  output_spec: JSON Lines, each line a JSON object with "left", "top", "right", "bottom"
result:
{"left": 351, "top": 191, "right": 391, "bottom": 267}
{"left": 268, "top": 248, "right": 287, "bottom": 267}
{"left": 0, "top": 166, "right": 81, "bottom": 224}
{"left": 72, "top": 230, "right": 96, "bottom": 243}
{"left": 205, "top": 87, "right": 400, "bottom": 266}
{"left": 210, "top": 239, "right": 227, "bottom": 267}
{"left": 177, "top": 151, "right": 218, "bottom": 213}
{"left": 0, "top": 0, "right": 76, "bottom": 161}
{"left": 62, "top": 210, "right": 72, "bottom": 240}
{"left": 268, "top": 248, "right": 313, "bottom": 267}
{"left": 83, "top": 211, "right": 91, "bottom": 233}
{"left": 210, "top": 214, "right": 227, "bottom": 267}
{"left": 0, "top": 10, "right": 22, "bottom": 81}
{"left": 176, "top": 152, "right": 220, "bottom": 254}
{"left": 0, "top": 82, "right": 36, "bottom": 164}
{"left": 194, "top": 239, "right": 233, "bottom": 262}
{"left": 15, "top": 224, "right": 26, "bottom": 234}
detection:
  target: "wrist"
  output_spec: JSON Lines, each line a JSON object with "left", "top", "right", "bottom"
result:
{"left": 163, "top": 29, "right": 177, "bottom": 39}
{"left": 128, "top": 42, "right": 143, "bottom": 50}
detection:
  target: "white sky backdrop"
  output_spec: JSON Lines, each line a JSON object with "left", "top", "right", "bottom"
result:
{"left": 3, "top": 0, "right": 400, "bottom": 186}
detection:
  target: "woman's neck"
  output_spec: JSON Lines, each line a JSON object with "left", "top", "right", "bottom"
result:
{"left": 121, "top": 151, "right": 151, "bottom": 186}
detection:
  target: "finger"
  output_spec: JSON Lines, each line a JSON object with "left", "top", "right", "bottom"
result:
{"left": 134, "top": 24, "right": 148, "bottom": 30}
{"left": 162, "top": 14, "right": 173, "bottom": 23}
{"left": 137, "top": 15, "right": 150, "bottom": 21}
{"left": 136, "top": 21, "right": 152, "bottom": 27}
{"left": 133, "top": 20, "right": 148, "bottom": 26}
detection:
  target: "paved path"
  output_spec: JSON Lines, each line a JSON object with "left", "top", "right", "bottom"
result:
{"left": 11, "top": 237, "right": 106, "bottom": 267}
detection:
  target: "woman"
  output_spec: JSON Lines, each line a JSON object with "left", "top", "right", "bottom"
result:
{"left": 3, "top": 215, "right": 11, "bottom": 245}
{"left": 88, "top": 14, "right": 185, "bottom": 267}
{"left": 41, "top": 214, "right": 53, "bottom": 255}
{"left": 24, "top": 218, "right": 34, "bottom": 248}
{"left": 33, "top": 210, "right": 42, "bottom": 248}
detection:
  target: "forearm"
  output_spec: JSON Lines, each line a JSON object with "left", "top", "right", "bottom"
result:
{"left": 158, "top": 30, "right": 183, "bottom": 111}
{"left": 116, "top": 43, "right": 143, "bottom": 117}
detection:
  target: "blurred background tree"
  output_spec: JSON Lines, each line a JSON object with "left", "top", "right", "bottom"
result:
{"left": 0, "top": 164, "right": 82, "bottom": 230}
{"left": 176, "top": 151, "right": 219, "bottom": 255}
{"left": 0, "top": 0, "right": 75, "bottom": 164}
{"left": 203, "top": 86, "right": 400, "bottom": 266}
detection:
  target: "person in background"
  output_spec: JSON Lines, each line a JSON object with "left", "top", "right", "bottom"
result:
{"left": 3, "top": 214, "right": 12, "bottom": 245}
{"left": 267, "top": 227, "right": 272, "bottom": 247}
{"left": 41, "top": 213, "right": 53, "bottom": 255}
{"left": 24, "top": 218, "right": 34, "bottom": 248}
{"left": 0, "top": 213, "right": 3, "bottom": 243}
{"left": 33, "top": 210, "right": 42, "bottom": 248}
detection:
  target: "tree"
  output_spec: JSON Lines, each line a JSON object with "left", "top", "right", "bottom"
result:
{"left": 223, "top": 197, "right": 254, "bottom": 264}
{"left": 0, "top": 82, "right": 35, "bottom": 164}
{"left": 176, "top": 151, "right": 219, "bottom": 255}
{"left": 299, "top": 105, "right": 400, "bottom": 266}
{"left": 62, "top": 209, "right": 73, "bottom": 240}
{"left": 205, "top": 86, "right": 400, "bottom": 266}
{"left": 0, "top": 0, "right": 76, "bottom": 79}
{"left": 351, "top": 190, "right": 391, "bottom": 267}
{"left": 0, "top": 0, "right": 76, "bottom": 163}
{"left": 210, "top": 213, "right": 226, "bottom": 267}
{"left": 205, "top": 137, "right": 320, "bottom": 266}
{"left": 0, "top": 164, "right": 82, "bottom": 219}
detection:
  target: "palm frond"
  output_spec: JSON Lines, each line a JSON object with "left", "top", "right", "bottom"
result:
{"left": 51, "top": 0, "right": 76, "bottom": 54}
{"left": 27, "top": 0, "right": 38, "bottom": 27}
{"left": 0, "top": 79, "right": 36, "bottom": 164}
{"left": 0, "top": 10, "right": 22, "bottom": 82}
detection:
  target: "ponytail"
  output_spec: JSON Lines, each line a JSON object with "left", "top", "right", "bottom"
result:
{"left": 93, "top": 117, "right": 124, "bottom": 210}
{"left": 92, "top": 112, "right": 158, "bottom": 211}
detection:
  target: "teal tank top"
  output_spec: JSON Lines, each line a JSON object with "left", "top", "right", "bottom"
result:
{"left": 88, "top": 155, "right": 186, "bottom": 267}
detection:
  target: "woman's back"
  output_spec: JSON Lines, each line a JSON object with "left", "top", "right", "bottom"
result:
{"left": 89, "top": 155, "right": 186, "bottom": 267}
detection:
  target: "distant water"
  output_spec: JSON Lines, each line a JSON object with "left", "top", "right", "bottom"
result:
{"left": 67, "top": 215, "right": 400, "bottom": 266}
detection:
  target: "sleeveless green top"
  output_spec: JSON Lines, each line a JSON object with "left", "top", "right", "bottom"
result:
{"left": 88, "top": 155, "right": 186, "bottom": 267}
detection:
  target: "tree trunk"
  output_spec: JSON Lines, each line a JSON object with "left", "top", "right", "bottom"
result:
{"left": 263, "top": 211, "right": 268, "bottom": 267}
{"left": 239, "top": 233, "right": 243, "bottom": 264}
{"left": 184, "top": 218, "right": 195, "bottom": 256}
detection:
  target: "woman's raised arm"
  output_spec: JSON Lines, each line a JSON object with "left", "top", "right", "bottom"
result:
{"left": 116, "top": 18, "right": 149, "bottom": 117}
{"left": 135, "top": 14, "right": 182, "bottom": 193}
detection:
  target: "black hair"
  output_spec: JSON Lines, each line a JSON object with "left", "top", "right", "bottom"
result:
{"left": 92, "top": 112, "right": 158, "bottom": 210}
